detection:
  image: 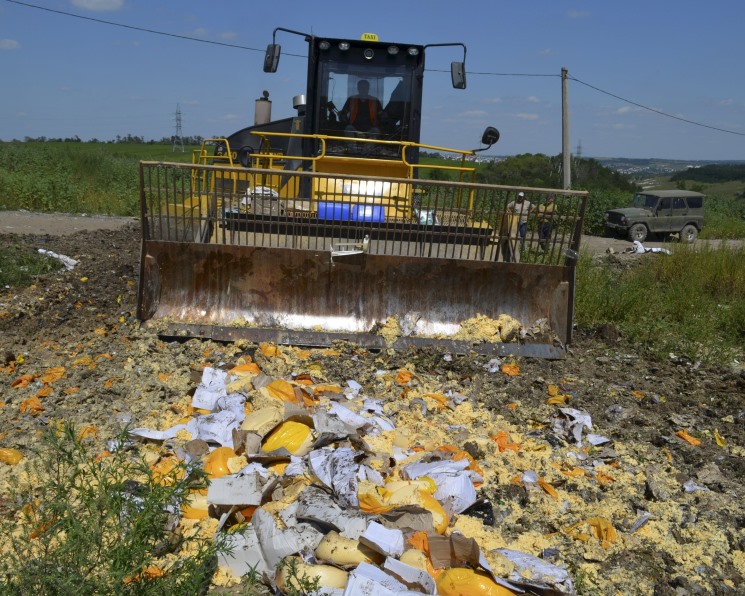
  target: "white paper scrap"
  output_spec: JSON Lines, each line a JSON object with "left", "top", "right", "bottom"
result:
{"left": 382, "top": 557, "right": 436, "bottom": 594}
{"left": 217, "top": 525, "right": 269, "bottom": 577}
{"left": 342, "top": 562, "right": 419, "bottom": 596}
{"left": 129, "top": 424, "right": 186, "bottom": 441}
{"left": 38, "top": 249, "right": 79, "bottom": 270}
{"left": 192, "top": 367, "right": 229, "bottom": 410}
{"left": 433, "top": 472, "right": 478, "bottom": 515}
{"left": 360, "top": 522, "right": 404, "bottom": 557}
{"left": 185, "top": 409, "right": 240, "bottom": 447}
{"left": 497, "top": 548, "right": 575, "bottom": 593}
{"left": 401, "top": 458, "right": 470, "bottom": 480}
{"left": 328, "top": 401, "right": 369, "bottom": 429}
{"left": 557, "top": 407, "right": 593, "bottom": 445}
{"left": 207, "top": 471, "right": 271, "bottom": 506}
{"left": 308, "top": 447, "right": 361, "bottom": 508}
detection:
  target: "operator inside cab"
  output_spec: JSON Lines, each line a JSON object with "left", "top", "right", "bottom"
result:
{"left": 341, "top": 79, "right": 383, "bottom": 137}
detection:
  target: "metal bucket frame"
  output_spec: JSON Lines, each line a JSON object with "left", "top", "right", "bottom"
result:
{"left": 137, "top": 161, "right": 588, "bottom": 358}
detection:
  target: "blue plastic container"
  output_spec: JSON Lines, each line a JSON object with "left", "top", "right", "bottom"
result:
{"left": 317, "top": 202, "right": 351, "bottom": 221}
{"left": 351, "top": 204, "right": 385, "bottom": 222}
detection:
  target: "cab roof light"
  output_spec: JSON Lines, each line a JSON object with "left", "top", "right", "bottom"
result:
{"left": 338, "top": 41, "right": 350, "bottom": 51}
{"left": 407, "top": 47, "right": 419, "bottom": 56}
{"left": 387, "top": 45, "right": 399, "bottom": 55}
{"left": 319, "top": 40, "right": 330, "bottom": 50}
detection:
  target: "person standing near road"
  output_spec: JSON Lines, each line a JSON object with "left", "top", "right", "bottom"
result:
{"left": 505, "top": 192, "right": 534, "bottom": 240}
{"left": 537, "top": 194, "right": 556, "bottom": 250}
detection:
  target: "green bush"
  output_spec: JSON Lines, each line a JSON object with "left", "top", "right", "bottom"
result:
{"left": 0, "top": 423, "right": 224, "bottom": 595}
{"left": 575, "top": 245, "right": 745, "bottom": 364}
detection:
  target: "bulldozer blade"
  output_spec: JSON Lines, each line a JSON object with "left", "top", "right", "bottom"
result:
{"left": 138, "top": 241, "right": 573, "bottom": 359}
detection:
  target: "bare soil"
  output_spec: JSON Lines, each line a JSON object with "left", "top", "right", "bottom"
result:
{"left": 1, "top": 213, "right": 744, "bottom": 594}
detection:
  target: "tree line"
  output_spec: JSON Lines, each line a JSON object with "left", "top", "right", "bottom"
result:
{"left": 670, "top": 163, "right": 745, "bottom": 184}
{"left": 15, "top": 135, "right": 205, "bottom": 145}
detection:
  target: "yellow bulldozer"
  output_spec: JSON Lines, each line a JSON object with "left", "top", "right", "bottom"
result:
{"left": 137, "top": 28, "right": 588, "bottom": 358}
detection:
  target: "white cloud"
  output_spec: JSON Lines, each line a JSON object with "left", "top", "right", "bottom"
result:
{"left": 219, "top": 32, "right": 237, "bottom": 41}
{"left": 0, "top": 39, "right": 20, "bottom": 50}
{"left": 526, "top": 96, "right": 541, "bottom": 104}
{"left": 539, "top": 48, "right": 553, "bottom": 56}
{"left": 615, "top": 106, "right": 633, "bottom": 115}
{"left": 515, "top": 113, "right": 539, "bottom": 121}
{"left": 482, "top": 97, "right": 502, "bottom": 105}
{"left": 458, "top": 110, "right": 488, "bottom": 118}
{"left": 719, "top": 98, "right": 734, "bottom": 106}
{"left": 191, "top": 28, "right": 209, "bottom": 37}
{"left": 71, "top": 0, "right": 124, "bottom": 11}
{"left": 567, "top": 10, "right": 590, "bottom": 18}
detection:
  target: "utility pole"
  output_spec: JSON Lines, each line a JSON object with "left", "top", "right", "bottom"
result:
{"left": 172, "top": 104, "right": 185, "bottom": 153}
{"left": 561, "top": 68, "right": 571, "bottom": 189}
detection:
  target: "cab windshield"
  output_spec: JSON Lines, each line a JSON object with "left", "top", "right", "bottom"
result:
{"left": 632, "top": 194, "right": 660, "bottom": 209}
{"left": 316, "top": 59, "right": 416, "bottom": 150}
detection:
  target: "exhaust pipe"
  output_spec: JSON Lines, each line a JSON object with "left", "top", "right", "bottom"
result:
{"left": 254, "top": 90, "right": 272, "bottom": 125}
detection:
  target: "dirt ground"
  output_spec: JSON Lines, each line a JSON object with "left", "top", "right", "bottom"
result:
{"left": 1, "top": 213, "right": 744, "bottom": 595}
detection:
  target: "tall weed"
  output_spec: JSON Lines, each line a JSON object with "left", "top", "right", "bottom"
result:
{"left": 576, "top": 245, "right": 745, "bottom": 363}
{"left": 0, "top": 423, "right": 224, "bottom": 595}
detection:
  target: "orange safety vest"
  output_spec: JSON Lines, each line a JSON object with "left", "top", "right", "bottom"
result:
{"left": 349, "top": 97, "right": 379, "bottom": 127}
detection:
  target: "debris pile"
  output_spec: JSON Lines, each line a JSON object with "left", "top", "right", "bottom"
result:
{"left": 127, "top": 345, "right": 617, "bottom": 594}
{"left": 3, "top": 224, "right": 745, "bottom": 594}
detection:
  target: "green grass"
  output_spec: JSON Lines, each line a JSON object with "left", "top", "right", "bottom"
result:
{"left": 575, "top": 243, "right": 745, "bottom": 364}
{"left": 0, "top": 237, "right": 64, "bottom": 287}
{"left": 0, "top": 141, "right": 197, "bottom": 216}
{"left": 0, "top": 423, "right": 224, "bottom": 595}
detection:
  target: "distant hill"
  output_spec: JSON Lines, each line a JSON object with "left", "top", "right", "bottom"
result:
{"left": 669, "top": 163, "right": 745, "bottom": 184}
{"left": 594, "top": 158, "right": 745, "bottom": 181}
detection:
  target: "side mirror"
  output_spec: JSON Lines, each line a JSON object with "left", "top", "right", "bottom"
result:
{"left": 264, "top": 44, "right": 281, "bottom": 73}
{"left": 451, "top": 61, "right": 466, "bottom": 89}
{"left": 481, "top": 126, "right": 500, "bottom": 147}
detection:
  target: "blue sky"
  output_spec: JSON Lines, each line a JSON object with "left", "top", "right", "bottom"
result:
{"left": 1, "top": 0, "right": 743, "bottom": 160}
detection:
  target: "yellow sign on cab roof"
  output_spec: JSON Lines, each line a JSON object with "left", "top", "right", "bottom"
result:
{"left": 360, "top": 33, "right": 379, "bottom": 42}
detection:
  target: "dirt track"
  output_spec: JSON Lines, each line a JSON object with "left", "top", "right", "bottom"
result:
{"left": 5, "top": 209, "right": 739, "bottom": 255}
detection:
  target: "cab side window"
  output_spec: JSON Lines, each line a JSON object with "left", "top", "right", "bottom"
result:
{"left": 687, "top": 196, "right": 703, "bottom": 209}
{"left": 673, "top": 198, "right": 687, "bottom": 210}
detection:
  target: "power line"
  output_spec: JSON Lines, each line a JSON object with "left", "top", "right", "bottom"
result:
{"left": 6, "top": 0, "right": 743, "bottom": 138}
{"left": 569, "top": 76, "right": 745, "bottom": 138}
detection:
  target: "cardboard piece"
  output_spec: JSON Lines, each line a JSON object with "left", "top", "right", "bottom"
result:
{"left": 379, "top": 506, "right": 435, "bottom": 534}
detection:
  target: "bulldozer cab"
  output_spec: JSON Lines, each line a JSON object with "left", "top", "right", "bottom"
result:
{"left": 137, "top": 27, "right": 588, "bottom": 358}
{"left": 308, "top": 36, "right": 424, "bottom": 155}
